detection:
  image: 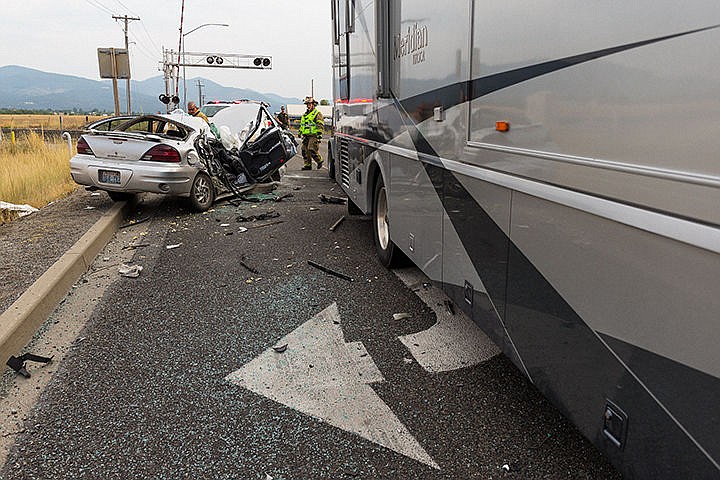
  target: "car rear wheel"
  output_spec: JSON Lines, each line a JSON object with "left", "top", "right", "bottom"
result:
{"left": 189, "top": 172, "right": 215, "bottom": 212}
{"left": 373, "top": 176, "right": 404, "bottom": 267}
{"left": 107, "top": 191, "right": 135, "bottom": 202}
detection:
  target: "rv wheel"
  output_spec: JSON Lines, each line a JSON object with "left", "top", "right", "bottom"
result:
{"left": 189, "top": 172, "right": 215, "bottom": 212}
{"left": 373, "top": 176, "right": 403, "bottom": 267}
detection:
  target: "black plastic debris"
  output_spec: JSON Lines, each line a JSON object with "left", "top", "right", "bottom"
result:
{"left": 307, "top": 260, "right": 354, "bottom": 282}
{"left": 444, "top": 299, "right": 456, "bottom": 315}
{"left": 275, "top": 193, "right": 294, "bottom": 202}
{"left": 6, "top": 353, "right": 53, "bottom": 378}
{"left": 236, "top": 211, "right": 281, "bottom": 222}
{"left": 119, "top": 216, "right": 151, "bottom": 229}
{"left": 239, "top": 258, "right": 260, "bottom": 274}
{"left": 272, "top": 344, "right": 288, "bottom": 353}
{"left": 318, "top": 194, "right": 347, "bottom": 205}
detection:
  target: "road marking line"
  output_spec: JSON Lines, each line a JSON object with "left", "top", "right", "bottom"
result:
{"left": 394, "top": 268, "right": 500, "bottom": 373}
{"left": 226, "top": 303, "right": 440, "bottom": 470}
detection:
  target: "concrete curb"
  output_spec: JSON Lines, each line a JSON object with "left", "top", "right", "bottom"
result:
{"left": 0, "top": 200, "right": 133, "bottom": 371}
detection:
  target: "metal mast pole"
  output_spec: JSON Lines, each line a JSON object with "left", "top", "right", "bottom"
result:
{"left": 113, "top": 15, "right": 140, "bottom": 114}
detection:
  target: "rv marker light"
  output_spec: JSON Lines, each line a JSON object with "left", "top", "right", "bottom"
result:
{"left": 495, "top": 121, "right": 510, "bottom": 132}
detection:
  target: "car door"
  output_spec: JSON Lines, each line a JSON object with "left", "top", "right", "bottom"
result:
{"left": 240, "top": 107, "right": 296, "bottom": 180}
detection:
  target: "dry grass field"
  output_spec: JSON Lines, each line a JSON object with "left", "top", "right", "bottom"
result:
{"left": 0, "top": 132, "right": 77, "bottom": 213}
{"left": 0, "top": 114, "right": 104, "bottom": 130}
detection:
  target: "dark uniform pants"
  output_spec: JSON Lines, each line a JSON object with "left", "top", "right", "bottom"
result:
{"left": 301, "top": 135, "right": 323, "bottom": 168}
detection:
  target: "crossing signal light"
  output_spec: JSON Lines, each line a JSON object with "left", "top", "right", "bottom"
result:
{"left": 254, "top": 57, "right": 271, "bottom": 67}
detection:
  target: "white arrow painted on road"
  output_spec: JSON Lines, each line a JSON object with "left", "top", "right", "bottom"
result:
{"left": 225, "top": 302, "right": 440, "bottom": 470}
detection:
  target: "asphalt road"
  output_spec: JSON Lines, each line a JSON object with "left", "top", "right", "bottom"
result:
{"left": 1, "top": 142, "right": 620, "bottom": 479}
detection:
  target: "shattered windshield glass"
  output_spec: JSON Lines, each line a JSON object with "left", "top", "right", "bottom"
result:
{"left": 211, "top": 104, "right": 262, "bottom": 142}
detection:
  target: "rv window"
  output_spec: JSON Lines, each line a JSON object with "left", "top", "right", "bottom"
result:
{"left": 331, "top": 0, "right": 339, "bottom": 44}
{"left": 346, "top": 0, "right": 355, "bottom": 34}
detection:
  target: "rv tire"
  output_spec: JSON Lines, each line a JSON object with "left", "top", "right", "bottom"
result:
{"left": 373, "top": 176, "right": 403, "bottom": 267}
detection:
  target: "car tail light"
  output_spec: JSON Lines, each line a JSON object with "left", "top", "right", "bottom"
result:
{"left": 141, "top": 145, "right": 181, "bottom": 163}
{"left": 76, "top": 137, "right": 94, "bottom": 155}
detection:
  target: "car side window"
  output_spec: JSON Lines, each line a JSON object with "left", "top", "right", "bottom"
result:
{"left": 124, "top": 120, "right": 153, "bottom": 133}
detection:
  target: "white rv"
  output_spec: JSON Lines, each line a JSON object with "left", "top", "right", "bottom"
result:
{"left": 329, "top": 2, "right": 720, "bottom": 478}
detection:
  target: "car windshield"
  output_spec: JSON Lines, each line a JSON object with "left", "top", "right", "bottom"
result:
{"left": 200, "top": 104, "right": 230, "bottom": 117}
{"left": 211, "top": 104, "right": 266, "bottom": 142}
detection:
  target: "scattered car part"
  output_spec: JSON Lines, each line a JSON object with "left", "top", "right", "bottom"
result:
{"left": 118, "top": 264, "right": 143, "bottom": 277}
{"left": 6, "top": 353, "right": 53, "bottom": 378}
{"left": 307, "top": 260, "right": 354, "bottom": 282}
{"left": 329, "top": 215, "right": 345, "bottom": 232}
{"left": 319, "top": 194, "right": 347, "bottom": 205}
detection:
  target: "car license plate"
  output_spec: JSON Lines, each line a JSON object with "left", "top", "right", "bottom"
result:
{"left": 98, "top": 169, "right": 121, "bottom": 185}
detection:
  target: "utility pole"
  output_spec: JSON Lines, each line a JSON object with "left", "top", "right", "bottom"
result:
{"left": 196, "top": 79, "right": 205, "bottom": 106}
{"left": 113, "top": 14, "right": 141, "bottom": 114}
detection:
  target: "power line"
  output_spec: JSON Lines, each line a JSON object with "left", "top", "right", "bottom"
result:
{"left": 84, "top": 0, "right": 115, "bottom": 15}
{"left": 139, "top": 20, "right": 162, "bottom": 52}
{"left": 113, "top": 0, "right": 139, "bottom": 16}
{"left": 128, "top": 31, "right": 159, "bottom": 60}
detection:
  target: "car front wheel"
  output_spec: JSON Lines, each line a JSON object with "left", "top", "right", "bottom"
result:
{"left": 189, "top": 172, "right": 215, "bottom": 212}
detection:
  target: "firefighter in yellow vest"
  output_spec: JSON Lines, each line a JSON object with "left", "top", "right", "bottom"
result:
{"left": 299, "top": 96, "right": 324, "bottom": 170}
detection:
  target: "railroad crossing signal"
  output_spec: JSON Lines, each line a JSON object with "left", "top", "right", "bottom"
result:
{"left": 177, "top": 51, "right": 272, "bottom": 70}
{"left": 160, "top": 49, "right": 273, "bottom": 111}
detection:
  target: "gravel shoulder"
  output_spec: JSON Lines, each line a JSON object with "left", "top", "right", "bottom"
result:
{"left": 0, "top": 187, "right": 115, "bottom": 314}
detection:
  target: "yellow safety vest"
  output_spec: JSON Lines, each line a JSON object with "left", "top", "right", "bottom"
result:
{"left": 300, "top": 109, "right": 322, "bottom": 136}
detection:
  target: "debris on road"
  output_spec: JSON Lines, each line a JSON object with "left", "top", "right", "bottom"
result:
{"left": 329, "top": 215, "right": 345, "bottom": 232}
{"left": 272, "top": 344, "right": 288, "bottom": 353}
{"left": 318, "top": 194, "right": 347, "bottom": 205}
{"left": 239, "top": 258, "right": 260, "bottom": 275}
{"left": 6, "top": 353, "right": 53, "bottom": 378}
{"left": 118, "top": 264, "right": 143, "bottom": 278}
{"left": 119, "top": 216, "right": 151, "bottom": 229}
{"left": 307, "top": 260, "right": 354, "bottom": 282}
{"left": 246, "top": 220, "right": 284, "bottom": 229}
{"left": 166, "top": 243, "right": 182, "bottom": 250}
{"left": 444, "top": 299, "right": 456, "bottom": 315}
{"left": 275, "top": 193, "right": 294, "bottom": 202}
{"left": 122, "top": 243, "right": 150, "bottom": 250}
{"left": 393, "top": 313, "right": 412, "bottom": 321}
{"left": 241, "top": 193, "right": 278, "bottom": 203}
{"left": 236, "top": 211, "right": 281, "bottom": 222}
{"left": 309, "top": 207, "right": 319, "bottom": 211}
{"left": 502, "top": 464, "right": 510, "bottom": 472}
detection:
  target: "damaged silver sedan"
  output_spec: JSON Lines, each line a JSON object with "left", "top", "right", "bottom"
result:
{"left": 70, "top": 102, "right": 297, "bottom": 211}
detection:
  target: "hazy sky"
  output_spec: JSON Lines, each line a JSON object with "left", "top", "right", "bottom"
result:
{"left": 0, "top": 1, "right": 333, "bottom": 100}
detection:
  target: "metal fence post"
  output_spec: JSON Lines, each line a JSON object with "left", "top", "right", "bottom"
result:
{"left": 62, "top": 132, "right": 72, "bottom": 157}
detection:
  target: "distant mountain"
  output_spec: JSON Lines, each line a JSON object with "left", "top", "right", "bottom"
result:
{"left": 0, "top": 65, "right": 302, "bottom": 114}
